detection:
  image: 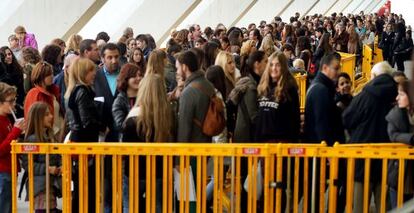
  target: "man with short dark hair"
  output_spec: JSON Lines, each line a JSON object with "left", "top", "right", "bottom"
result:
{"left": 176, "top": 50, "right": 215, "bottom": 212}
{"left": 305, "top": 52, "right": 344, "bottom": 144}
{"left": 176, "top": 50, "right": 214, "bottom": 142}
{"left": 304, "top": 52, "right": 345, "bottom": 212}
{"left": 135, "top": 34, "right": 152, "bottom": 60}
{"left": 94, "top": 43, "right": 120, "bottom": 139}
{"left": 94, "top": 43, "right": 121, "bottom": 213}
{"left": 79, "top": 39, "right": 100, "bottom": 63}
{"left": 312, "top": 27, "right": 325, "bottom": 51}
{"left": 281, "top": 44, "right": 295, "bottom": 67}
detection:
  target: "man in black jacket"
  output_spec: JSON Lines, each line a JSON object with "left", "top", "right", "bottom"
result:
{"left": 93, "top": 43, "right": 121, "bottom": 213}
{"left": 305, "top": 52, "right": 345, "bottom": 145}
{"left": 343, "top": 61, "right": 397, "bottom": 212}
{"left": 304, "top": 52, "right": 346, "bottom": 212}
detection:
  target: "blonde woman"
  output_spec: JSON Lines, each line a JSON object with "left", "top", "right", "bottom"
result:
{"left": 65, "top": 57, "right": 103, "bottom": 142}
{"left": 65, "top": 34, "right": 82, "bottom": 55}
{"left": 259, "top": 34, "right": 277, "bottom": 57}
{"left": 215, "top": 51, "right": 237, "bottom": 97}
{"left": 240, "top": 40, "right": 257, "bottom": 57}
{"left": 123, "top": 73, "right": 174, "bottom": 142}
{"left": 122, "top": 74, "right": 174, "bottom": 212}
{"left": 64, "top": 57, "right": 103, "bottom": 212}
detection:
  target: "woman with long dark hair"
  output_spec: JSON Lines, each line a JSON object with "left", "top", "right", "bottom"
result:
{"left": 21, "top": 102, "right": 61, "bottom": 213}
{"left": 202, "top": 42, "right": 220, "bottom": 70}
{"left": 0, "top": 46, "right": 25, "bottom": 117}
{"left": 386, "top": 80, "right": 414, "bottom": 208}
{"left": 312, "top": 33, "right": 334, "bottom": 75}
{"left": 128, "top": 47, "right": 146, "bottom": 71}
{"left": 41, "top": 44, "right": 63, "bottom": 76}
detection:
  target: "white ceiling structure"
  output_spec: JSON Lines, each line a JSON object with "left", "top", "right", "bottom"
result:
{"left": 0, "top": 0, "right": 408, "bottom": 50}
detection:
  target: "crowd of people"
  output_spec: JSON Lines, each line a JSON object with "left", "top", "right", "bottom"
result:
{"left": 0, "top": 10, "right": 413, "bottom": 213}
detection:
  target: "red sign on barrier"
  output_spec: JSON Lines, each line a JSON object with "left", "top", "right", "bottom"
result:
{"left": 243, "top": 148, "right": 261, "bottom": 155}
{"left": 21, "top": 145, "right": 40, "bottom": 152}
{"left": 288, "top": 148, "right": 306, "bottom": 156}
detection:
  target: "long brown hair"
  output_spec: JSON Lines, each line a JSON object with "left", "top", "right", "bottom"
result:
{"left": 25, "top": 102, "right": 54, "bottom": 142}
{"left": 128, "top": 47, "right": 146, "bottom": 71}
{"left": 398, "top": 80, "right": 414, "bottom": 114}
{"left": 257, "top": 51, "right": 297, "bottom": 102}
{"left": 145, "top": 49, "right": 166, "bottom": 79}
{"left": 135, "top": 74, "right": 173, "bottom": 142}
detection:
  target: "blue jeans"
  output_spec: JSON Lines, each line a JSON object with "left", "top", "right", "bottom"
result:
{"left": 389, "top": 187, "right": 397, "bottom": 210}
{"left": 0, "top": 172, "right": 12, "bottom": 213}
{"left": 122, "top": 175, "right": 129, "bottom": 213}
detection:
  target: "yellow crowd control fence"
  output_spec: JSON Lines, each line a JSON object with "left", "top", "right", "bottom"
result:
{"left": 338, "top": 52, "right": 357, "bottom": 91}
{"left": 294, "top": 74, "right": 307, "bottom": 113}
{"left": 11, "top": 142, "right": 414, "bottom": 213}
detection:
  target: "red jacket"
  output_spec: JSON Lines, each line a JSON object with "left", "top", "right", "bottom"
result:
{"left": 0, "top": 115, "right": 22, "bottom": 174}
{"left": 24, "top": 85, "right": 61, "bottom": 118}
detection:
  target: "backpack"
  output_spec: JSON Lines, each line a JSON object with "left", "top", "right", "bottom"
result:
{"left": 191, "top": 82, "right": 226, "bottom": 136}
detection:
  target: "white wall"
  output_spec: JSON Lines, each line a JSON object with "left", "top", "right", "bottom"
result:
{"left": 280, "top": 0, "right": 319, "bottom": 21}
{"left": 1, "top": 0, "right": 412, "bottom": 51}
{"left": 308, "top": 0, "right": 338, "bottom": 16}
{"left": 353, "top": 0, "right": 372, "bottom": 14}
{"left": 327, "top": 0, "right": 353, "bottom": 14}
{"left": 79, "top": 0, "right": 143, "bottom": 42}
{"left": 178, "top": 0, "right": 254, "bottom": 30}
{"left": 364, "top": 0, "right": 381, "bottom": 13}
{"left": 236, "top": 0, "right": 292, "bottom": 27}
{"left": 0, "top": 0, "right": 96, "bottom": 50}
{"left": 392, "top": 0, "right": 414, "bottom": 30}
{"left": 343, "top": 0, "right": 363, "bottom": 14}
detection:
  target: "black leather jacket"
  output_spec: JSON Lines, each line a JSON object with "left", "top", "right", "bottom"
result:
{"left": 112, "top": 91, "right": 130, "bottom": 131}
{"left": 66, "top": 84, "right": 103, "bottom": 142}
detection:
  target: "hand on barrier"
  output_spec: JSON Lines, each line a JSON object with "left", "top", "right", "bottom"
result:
{"left": 49, "top": 166, "right": 60, "bottom": 175}
{"left": 14, "top": 118, "right": 25, "bottom": 131}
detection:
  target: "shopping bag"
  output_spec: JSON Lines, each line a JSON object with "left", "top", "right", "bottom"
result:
{"left": 174, "top": 166, "right": 197, "bottom": 201}
{"left": 243, "top": 160, "right": 263, "bottom": 200}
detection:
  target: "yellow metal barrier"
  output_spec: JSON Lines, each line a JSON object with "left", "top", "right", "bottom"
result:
{"left": 354, "top": 44, "right": 374, "bottom": 94}
{"left": 338, "top": 52, "right": 357, "bottom": 91}
{"left": 294, "top": 74, "right": 307, "bottom": 113}
{"left": 11, "top": 141, "right": 414, "bottom": 213}
{"left": 11, "top": 142, "right": 274, "bottom": 213}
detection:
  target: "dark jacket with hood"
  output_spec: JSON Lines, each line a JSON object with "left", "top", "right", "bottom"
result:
{"left": 304, "top": 72, "right": 345, "bottom": 146}
{"left": 343, "top": 73, "right": 397, "bottom": 182}
{"left": 229, "top": 73, "right": 260, "bottom": 142}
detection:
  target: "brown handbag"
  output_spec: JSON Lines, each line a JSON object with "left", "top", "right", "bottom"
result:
{"left": 191, "top": 82, "right": 226, "bottom": 136}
